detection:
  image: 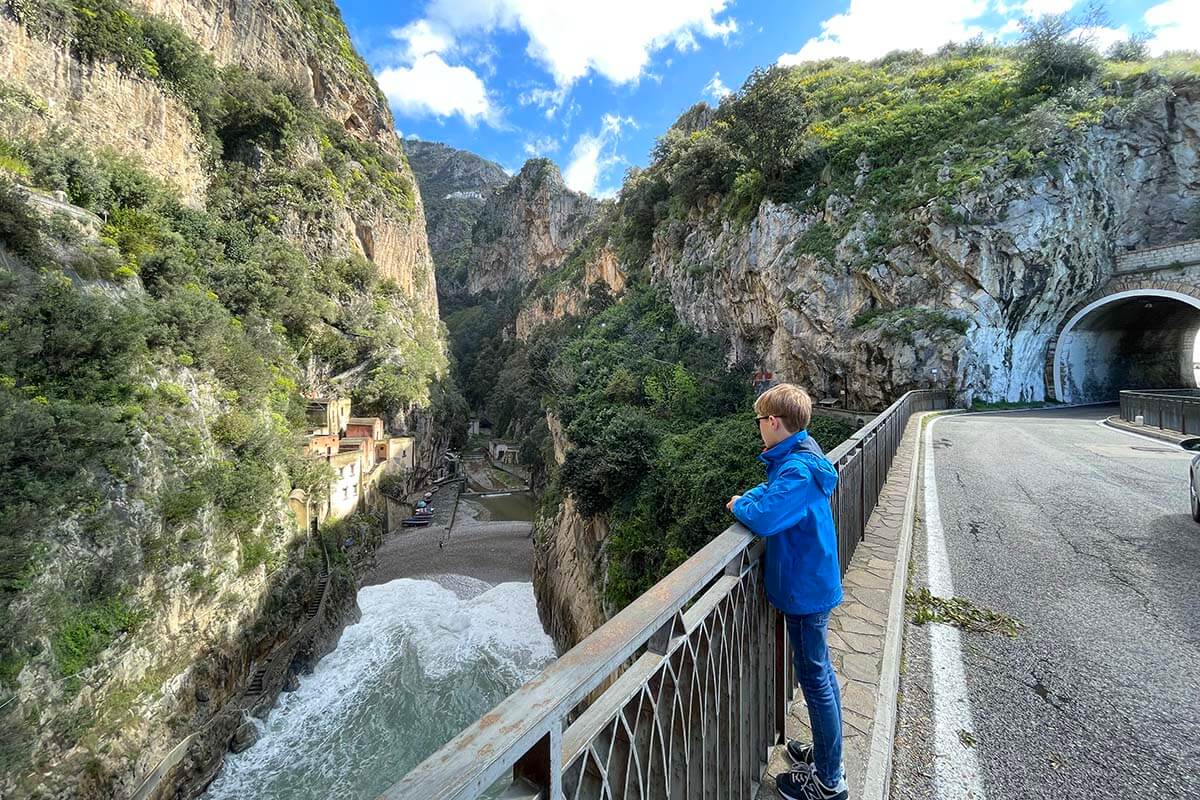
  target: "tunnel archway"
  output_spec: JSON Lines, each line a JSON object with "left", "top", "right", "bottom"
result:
{"left": 1053, "top": 289, "right": 1200, "bottom": 403}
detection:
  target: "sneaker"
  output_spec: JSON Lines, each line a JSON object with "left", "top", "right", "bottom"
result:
{"left": 786, "top": 740, "right": 815, "bottom": 767}
{"left": 785, "top": 741, "right": 845, "bottom": 777}
{"left": 776, "top": 765, "right": 848, "bottom": 800}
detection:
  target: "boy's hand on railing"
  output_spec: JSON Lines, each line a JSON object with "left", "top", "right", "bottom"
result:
{"left": 726, "top": 495, "right": 741, "bottom": 512}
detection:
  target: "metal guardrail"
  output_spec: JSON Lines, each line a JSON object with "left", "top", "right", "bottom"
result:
{"left": 1120, "top": 388, "right": 1200, "bottom": 435}
{"left": 384, "top": 389, "right": 950, "bottom": 800}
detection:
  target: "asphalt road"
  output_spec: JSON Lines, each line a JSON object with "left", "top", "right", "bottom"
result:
{"left": 891, "top": 405, "right": 1200, "bottom": 800}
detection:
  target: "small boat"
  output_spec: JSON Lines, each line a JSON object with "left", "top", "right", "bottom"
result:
{"left": 401, "top": 517, "right": 432, "bottom": 528}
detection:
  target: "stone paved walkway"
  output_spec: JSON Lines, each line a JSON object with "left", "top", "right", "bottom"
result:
{"left": 759, "top": 415, "right": 923, "bottom": 799}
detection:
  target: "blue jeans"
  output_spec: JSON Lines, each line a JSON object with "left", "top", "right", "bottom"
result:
{"left": 785, "top": 611, "right": 844, "bottom": 787}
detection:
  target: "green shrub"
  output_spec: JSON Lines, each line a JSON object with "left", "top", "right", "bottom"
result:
{"left": 1107, "top": 35, "right": 1149, "bottom": 64}
{"left": 853, "top": 306, "right": 969, "bottom": 340}
{"left": 795, "top": 219, "right": 837, "bottom": 262}
{"left": 238, "top": 533, "right": 272, "bottom": 574}
{"left": 155, "top": 381, "right": 188, "bottom": 406}
{"left": 159, "top": 481, "right": 208, "bottom": 526}
{"left": 0, "top": 179, "right": 48, "bottom": 263}
{"left": 51, "top": 596, "right": 146, "bottom": 678}
{"left": 722, "top": 168, "right": 764, "bottom": 228}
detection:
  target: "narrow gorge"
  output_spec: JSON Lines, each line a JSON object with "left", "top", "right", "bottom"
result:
{"left": 2, "top": 3, "right": 1199, "bottom": 798}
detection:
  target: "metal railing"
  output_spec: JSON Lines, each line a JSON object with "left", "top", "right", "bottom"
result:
{"left": 385, "top": 389, "right": 950, "bottom": 800}
{"left": 1120, "top": 388, "right": 1200, "bottom": 435}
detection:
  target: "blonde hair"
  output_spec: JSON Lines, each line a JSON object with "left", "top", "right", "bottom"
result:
{"left": 754, "top": 383, "right": 812, "bottom": 434}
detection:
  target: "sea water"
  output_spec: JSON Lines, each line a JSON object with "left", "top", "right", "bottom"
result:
{"left": 202, "top": 576, "right": 556, "bottom": 800}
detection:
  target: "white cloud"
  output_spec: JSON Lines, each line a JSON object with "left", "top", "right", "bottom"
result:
{"left": 779, "top": 0, "right": 989, "bottom": 64}
{"left": 375, "top": 20, "right": 498, "bottom": 125}
{"left": 704, "top": 71, "right": 731, "bottom": 101}
{"left": 996, "top": 18, "right": 1023, "bottom": 37}
{"left": 523, "top": 136, "right": 560, "bottom": 156}
{"left": 519, "top": 84, "right": 569, "bottom": 118}
{"left": 377, "top": 53, "right": 495, "bottom": 124}
{"left": 394, "top": 19, "right": 454, "bottom": 59}
{"left": 564, "top": 114, "right": 635, "bottom": 196}
{"left": 1144, "top": 0, "right": 1200, "bottom": 54}
{"left": 993, "top": 0, "right": 1074, "bottom": 15}
{"left": 423, "top": 0, "right": 736, "bottom": 89}
{"left": 1015, "top": 0, "right": 1075, "bottom": 16}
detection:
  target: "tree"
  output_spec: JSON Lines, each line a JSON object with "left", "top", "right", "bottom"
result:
{"left": 1107, "top": 34, "right": 1150, "bottom": 63}
{"left": 1017, "top": 8, "right": 1103, "bottom": 93}
{"left": 720, "top": 66, "right": 811, "bottom": 190}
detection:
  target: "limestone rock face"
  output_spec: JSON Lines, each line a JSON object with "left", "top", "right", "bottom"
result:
{"left": 531, "top": 415, "right": 607, "bottom": 654}
{"left": 0, "top": 5, "right": 445, "bottom": 798}
{"left": 128, "top": 0, "right": 438, "bottom": 309}
{"left": 131, "top": 0, "right": 393, "bottom": 144}
{"left": 647, "top": 91, "right": 1200, "bottom": 407}
{"left": 515, "top": 243, "right": 626, "bottom": 339}
{"left": 468, "top": 159, "right": 598, "bottom": 294}
{"left": 0, "top": 17, "right": 208, "bottom": 204}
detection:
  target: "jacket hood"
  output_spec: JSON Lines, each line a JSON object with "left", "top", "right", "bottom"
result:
{"left": 760, "top": 430, "right": 838, "bottom": 497}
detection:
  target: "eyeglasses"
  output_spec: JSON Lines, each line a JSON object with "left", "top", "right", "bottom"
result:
{"left": 755, "top": 415, "right": 772, "bottom": 428}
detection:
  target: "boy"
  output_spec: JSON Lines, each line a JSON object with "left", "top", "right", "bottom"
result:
{"left": 726, "top": 383, "right": 847, "bottom": 800}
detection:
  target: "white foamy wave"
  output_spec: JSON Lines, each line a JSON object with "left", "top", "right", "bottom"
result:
{"left": 368, "top": 580, "right": 555, "bottom": 682}
{"left": 202, "top": 578, "right": 555, "bottom": 800}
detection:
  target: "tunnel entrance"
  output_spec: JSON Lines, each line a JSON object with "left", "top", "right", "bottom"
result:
{"left": 1054, "top": 290, "right": 1200, "bottom": 403}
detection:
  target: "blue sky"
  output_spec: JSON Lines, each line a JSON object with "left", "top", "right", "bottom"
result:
{"left": 335, "top": 0, "right": 1196, "bottom": 197}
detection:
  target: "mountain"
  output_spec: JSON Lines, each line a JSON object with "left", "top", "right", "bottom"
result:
{"left": 402, "top": 139, "right": 509, "bottom": 303}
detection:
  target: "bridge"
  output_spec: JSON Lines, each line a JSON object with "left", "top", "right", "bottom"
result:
{"left": 385, "top": 391, "right": 947, "bottom": 800}
{"left": 378, "top": 240, "right": 1200, "bottom": 800}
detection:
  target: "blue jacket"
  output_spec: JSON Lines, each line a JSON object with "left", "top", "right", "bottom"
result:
{"left": 732, "top": 430, "right": 842, "bottom": 615}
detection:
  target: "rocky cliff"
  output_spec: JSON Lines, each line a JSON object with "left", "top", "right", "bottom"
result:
{"left": 0, "top": 15, "right": 208, "bottom": 204}
{"left": 515, "top": 240, "right": 626, "bottom": 339}
{"left": 0, "top": 2, "right": 446, "bottom": 797}
{"left": 646, "top": 92, "right": 1200, "bottom": 408}
{"left": 467, "top": 158, "right": 598, "bottom": 294}
{"left": 132, "top": 0, "right": 439, "bottom": 309}
{"left": 530, "top": 416, "right": 607, "bottom": 651}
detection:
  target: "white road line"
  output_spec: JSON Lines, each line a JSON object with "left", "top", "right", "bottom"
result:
{"left": 924, "top": 415, "right": 987, "bottom": 800}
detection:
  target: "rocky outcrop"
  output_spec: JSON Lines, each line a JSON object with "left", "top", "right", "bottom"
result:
{"left": 648, "top": 90, "right": 1200, "bottom": 407}
{"left": 132, "top": 0, "right": 438, "bottom": 309}
{"left": 468, "top": 159, "right": 597, "bottom": 294}
{"left": 131, "top": 0, "right": 392, "bottom": 146}
{"left": 516, "top": 242, "right": 626, "bottom": 338}
{"left": 531, "top": 415, "right": 607, "bottom": 653}
{"left": 403, "top": 139, "right": 509, "bottom": 298}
